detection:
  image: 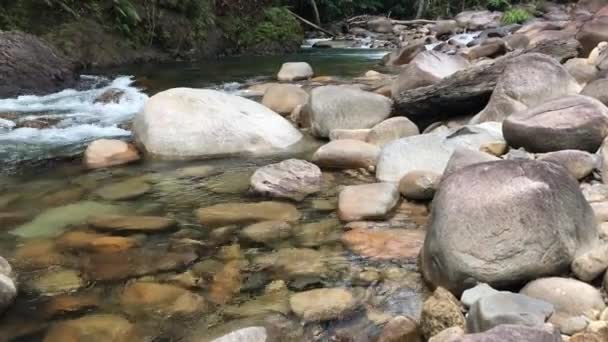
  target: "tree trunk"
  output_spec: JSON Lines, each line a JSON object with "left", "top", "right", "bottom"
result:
{"left": 392, "top": 39, "right": 581, "bottom": 129}
{"left": 416, "top": 0, "right": 426, "bottom": 19}
{"left": 309, "top": 0, "right": 321, "bottom": 26}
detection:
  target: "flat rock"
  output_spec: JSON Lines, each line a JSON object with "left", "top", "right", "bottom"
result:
{"left": 250, "top": 159, "right": 321, "bottom": 201}
{"left": 466, "top": 292, "right": 554, "bottom": 333}
{"left": 338, "top": 183, "right": 400, "bottom": 221}
{"left": 461, "top": 283, "right": 500, "bottom": 308}
{"left": 89, "top": 215, "right": 176, "bottom": 232}
{"left": 26, "top": 268, "right": 85, "bottom": 295}
{"left": 196, "top": 202, "right": 300, "bottom": 227}
{"left": 312, "top": 139, "right": 381, "bottom": 170}
{"left": 239, "top": 221, "right": 292, "bottom": 245}
{"left": 289, "top": 288, "right": 359, "bottom": 321}
{"left": 95, "top": 178, "right": 151, "bottom": 201}
{"left": 341, "top": 228, "right": 425, "bottom": 261}
{"left": 84, "top": 139, "right": 140, "bottom": 169}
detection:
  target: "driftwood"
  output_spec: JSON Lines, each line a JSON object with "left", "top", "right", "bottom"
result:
{"left": 391, "top": 19, "right": 438, "bottom": 26}
{"left": 392, "top": 38, "right": 581, "bottom": 129}
{"left": 287, "top": 9, "right": 335, "bottom": 37}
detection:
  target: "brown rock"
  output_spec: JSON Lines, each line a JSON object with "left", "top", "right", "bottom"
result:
{"left": 399, "top": 171, "right": 441, "bottom": 200}
{"left": 44, "top": 292, "right": 100, "bottom": 318}
{"left": 44, "top": 314, "right": 140, "bottom": 342}
{"left": 379, "top": 315, "right": 422, "bottom": 342}
{"left": 89, "top": 215, "right": 176, "bottom": 232}
{"left": 341, "top": 228, "right": 425, "bottom": 261}
{"left": 84, "top": 139, "right": 140, "bottom": 170}
{"left": 209, "top": 260, "right": 242, "bottom": 305}
{"left": 420, "top": 287, "right": 466, "bottom": 340}
{"left": 313, "top": 139, "right": 381, "bottom": 171}
{"left": 120, "top": 282, "right": 206, "bottom": 316}
{"left": 196, "top": 201, "right": 300, "bottom": 227}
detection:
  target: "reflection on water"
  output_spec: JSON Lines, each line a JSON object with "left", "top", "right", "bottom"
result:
{"left": 0, "top": 151, "right": 429, "bottom": 341}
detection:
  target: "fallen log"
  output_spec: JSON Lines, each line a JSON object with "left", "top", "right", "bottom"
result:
{"left": 286, "top": 9, "right": 335, "bottom": 37}
{"left": 392, "top": 38, "right": 581, "bottom": 129}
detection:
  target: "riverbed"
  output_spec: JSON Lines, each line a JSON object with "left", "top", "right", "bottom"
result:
{"left": 0, "top": 48, "right": 431, "bottom": 341}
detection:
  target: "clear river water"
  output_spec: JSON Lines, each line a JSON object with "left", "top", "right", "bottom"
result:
{"left": 0, "top": 48, "right": 431, "bottom": 341}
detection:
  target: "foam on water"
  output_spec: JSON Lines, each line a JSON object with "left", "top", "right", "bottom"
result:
{"left": 0, "top": 75, "right": 147, "bottom": 165}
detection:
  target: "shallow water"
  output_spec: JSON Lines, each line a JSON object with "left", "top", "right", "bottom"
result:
{"left": 0, "top": 48, "right": 431, "bottom": 341}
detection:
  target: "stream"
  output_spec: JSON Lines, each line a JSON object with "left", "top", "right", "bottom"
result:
{"left": 0, "top": 48, "right": 431, "bottom": 341}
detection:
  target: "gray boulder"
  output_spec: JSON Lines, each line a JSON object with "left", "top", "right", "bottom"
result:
{"left": 307, "top": 86, "right": 392, "bottom": 138}
{"left": 250, "top": 159, "right": 322, "bottom": 201}
{"left": 520, "top": 277, "right": 605, "bottom": 334}
{"left": 392, "top": 51, "right": 470, "bottom": 95}
{"left": 133, "top": 88, "right": 302, "bottom": 159}
{"left": 581, "top": 78, "right": 608, "bottom": 106}
{"left": 443, "top": 147, "right": 500, "bottom": 178}
{"left": 338, "top": 183, "right": 400, "bottom": 222}
{"left": 466, "top": 292, "right": 554, "bottom": 333}
{"left": 421, "top": 160, "right": 598, "bottom": 295}
{"left": 454, "top": 324, "right": 562, "bottom": 342}
{"left": 461, "top": 283, "right": 500, "bottom": 308}
{"left": 564, "top": 58, "right": 599, "bottom": 86}
{"left": 472, "top": 53, "right": 581, "bottom": 123}
{"left": 503, "top": 95, "right": 608, "bottom": 153}
{"left": 0, "top": 256, "right": 16, "bottom": 314}
{"left": 376, "top": 122, "right": 504, "bottom": 182}
{"left": 537, "top": 150, "right": 597, "bottom": 180}
{"left": 277, "top": 62, "right": 313, "bottom": 81}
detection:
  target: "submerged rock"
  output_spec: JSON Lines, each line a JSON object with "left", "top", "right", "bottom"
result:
{"left": 209, "top": 260, "right": 242, "bottom": 305}
{"left": 26, "top": 268, "right": 85, "bottom": 295}
{"left": 11, "top": 201, "right": 125, "bottom": 238}
{"left": 120, "top": 282, "right": 206, "bottom": 316}
{"left": 289, "top": 288, "right": 359, "bottom": 322}
{"left": 421, "top": 160, "right": 598, "bottom": 295}
{"left": 341, "top": 228, "right": 425, "bottom": 261}
{"left": 133, "top": 88, "right": 302, "bottom": 159}
{"left": 89, "top": 215, "right": 176, "bottom": 232}
{"left": 250, "top": 159, "right": 321, "bottom": 201}
{"left": 307, "top": 85, "right": 392, "bottom": 138}
{"left": 84, "top": 139, "right": 140, "bottom": 169}
{"left": 95, "top": 178, "right": 151, "bottom": 201}
{"left": 196, "top": 202, "right": 300, "bottom": 227}
{"left": 240, "top": 221, "right": 293, "bottom": 245}
{"left": 44, "top": 314, "right": 140, "bottom": 342}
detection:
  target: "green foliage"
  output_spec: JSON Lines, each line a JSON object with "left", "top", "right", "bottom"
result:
{"left": 502, "top": 7, "right": 531, "bottom": 24}
{"left": 486, "top": 0, "right": 511, "bottom": 11}
{"left": 111, "top": 0, "right": 142, "bottom": 36}
{"left": 220, "top": 6, "right": 303, "bottom": 53}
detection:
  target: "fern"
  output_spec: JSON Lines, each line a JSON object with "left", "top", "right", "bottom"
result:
{"left": 502, "top": 8, "right": 531, "bottom": 24}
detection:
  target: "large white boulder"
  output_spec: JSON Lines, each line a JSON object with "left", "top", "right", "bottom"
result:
{"left": 133, "top": 88, "right": 302, "bottom": 159}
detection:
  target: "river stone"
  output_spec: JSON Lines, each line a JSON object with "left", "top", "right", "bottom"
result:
{"left": 289, "top": 288, "right": 359, "bottom": 321}
{"left": 11, "top": 201, "right": 125, "bottom": 238}
{"left": 572, "top": 244, "right": 608, "bottom": 281}
{"left": 421, "top": 160, "right": 598, "bottom": 295}
{"left": 329, "top": 129, "right": 371, "bottom": 141}
{"left": 239, "top": 221, "right": 293, "bottom": 245}
{"left": 95, "top": 178, "right": 151, "bottom": 201}
{"left": 503, "top": 95, "right": 608, "bottom": 153}
{"left": 577, "top": 6, "right": 608, "bottom": 56}
{"left": 537, "top": 150, "right": 597, "bottom": 180}
{"left": 27, "top": 268, "right": 85, "bottom": 295}
{"left": 582, "top": 78, "right": 608, "bottom": 106}
{"left": 472, "top": 53, "right": 581, "bottom": 123}
{"left": 211, "top": 327, "right": 268, "bottom": 342}
{"left": 367, "top": 117, "right": 420, "bottom": 146}
{"left": 376, "top": 122, "right": 504, "bottom": 182}
{"left": 312, "top": 139, "right": 381, "bottom": 170}
{"left": 293, "top": 218, "right": 341, "bottom": 247}
{"left": 420, "top": 287, "right": 466, "bottom": 340}
{"left": 461, "top": 283, "right": 500, "bottom": 308}
{"left": 277, "top": 62, "right": 313, "bottom": 81}
{"left": 43, "top": 292, "right": 101, "bottom": 318}
{"left": 392, "top": 51, "right": 470, "bottom": 95}
{"left": 455, "top": 10, "right": 502, "bottom": 30}
{"left": 520, "top": 277, "right": 605, "bottom": 333}
{"left": 87, "top": 236, "right": 138, "bottom": 254}
{"left": 454, "top": 324, "right": 562, "bottom": 342}
{"left": 564, "top": 58, "right": 599, "bottom": 86}
{"left": 443, "top": 147, "right": 500, "bottom": 179}
{"left": 261, "top": 84, "right": 309, "bottom": 115}
{"left": 206, "top": 170, "right": 254, "bottom": 194}
{"left": 338, "top": 183, "right": 400, "bottom": 221}
{"left": 307, "top": 85, "right": 392, "bottom": 138}
{"left": 89, "top": 215, "right": 176, "bottom": 232}
{"left": 341, "top": 228, "right": 425, "bottom": 261}
{"left": 84, "top": 139, "right": 140, "bottom": 169}
{"left": 254, "top": 248, "right": 332, "bottom": 281}
{"left": 0, "top": 273, "right": 16, "bottom": 314}
{"left": 378, "top": 315, "right": 422, "bottom": 342}
{"left": 44, "top": 314, "right": 140, "bottom": 342}
{"left": 196, "top": 202, "right": 300, "bottom": 227}
{"left": 133, "top": 88, "right": 302, "bottom": 159}
{"left": 223, "top": 284, "right": 290, "bottom": 318}
{"left": 120, "top": 282, "right": 206, "bottom": 316}
{"left": 466, "top": 292, "right": 554, "bottom": 333}
{"left": 250, "top": 159, "right": 321, "bottom": 201}
{"left": 0, "top": 257, "right": 11, "bottom": 277}
{"left": 399, "top": 170, "right": 441, "bottom": 200}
